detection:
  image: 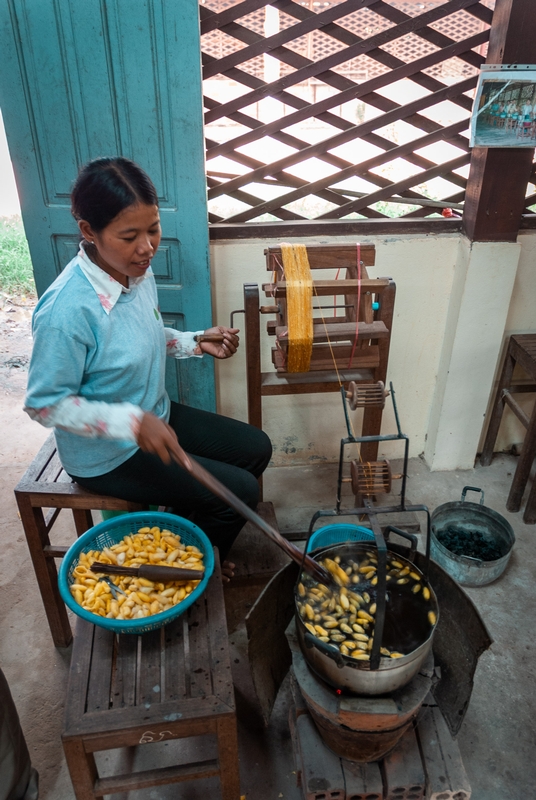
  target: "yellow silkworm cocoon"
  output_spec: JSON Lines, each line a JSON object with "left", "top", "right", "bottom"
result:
{"left": 70, "top": 526, "right": 205, "bottom": 620}
{"left": 102, "top": 548, "right": 117, "bottom": 564}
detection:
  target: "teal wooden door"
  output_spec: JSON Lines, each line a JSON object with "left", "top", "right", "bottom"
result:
{"left": 0, "top": 0, "right": 214, "bottom": 410}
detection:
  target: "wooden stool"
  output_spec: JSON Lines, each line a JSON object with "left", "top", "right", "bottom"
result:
{"left": 480, "top": 334, "right": 536, "bottom": 523}
{"left": 14, "top": 434, "right": 143, "bottom": 647}
{"left": 62, "top": 555, "right": 240, "bottom": 800}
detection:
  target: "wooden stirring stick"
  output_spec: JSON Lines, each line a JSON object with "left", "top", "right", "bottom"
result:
{"left": 91, "top": 562, "right": 204, "bottom": 582}
{"left": 173, "top": 446, "right": 333, "bottom": 586}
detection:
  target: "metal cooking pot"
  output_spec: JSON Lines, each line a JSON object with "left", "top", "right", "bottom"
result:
{"left": 431, "top": 486, "right": 515, "bottom": 587}
{"left": 295, "top": 542, "right": 438, "bottom": 696}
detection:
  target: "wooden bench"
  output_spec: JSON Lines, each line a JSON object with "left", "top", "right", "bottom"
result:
{"left": 14, "top": 434, "right": 143, "bottom": 647}
{"left": 62, "top": 554, "right": 240, "bottom": 800}
{"left": 480, "top": 334, "right": 536, "bottom": 523}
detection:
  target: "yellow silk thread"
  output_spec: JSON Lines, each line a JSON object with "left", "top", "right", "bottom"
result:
{"left": 281, "top": 243, "right": 313, "bottom": 373}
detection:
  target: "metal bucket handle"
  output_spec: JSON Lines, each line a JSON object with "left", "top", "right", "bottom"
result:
{"left": 384, "top": 525, "right": 418, "bottom": 559}
{"left": 461, "top": 486, "right": 485, "bottom": 505}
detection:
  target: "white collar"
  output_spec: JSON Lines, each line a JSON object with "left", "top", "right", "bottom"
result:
{"left": 77, "top": 243, "right": 152, "bottom": 315}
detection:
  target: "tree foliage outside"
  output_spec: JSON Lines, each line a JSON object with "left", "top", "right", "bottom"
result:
{"left": 0, "top": 215, "right": 35, "bottom": 295}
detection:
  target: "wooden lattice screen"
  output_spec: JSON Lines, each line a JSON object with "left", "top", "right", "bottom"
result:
{"left": 201, "top": 0, "right": 535, "bottom": 234}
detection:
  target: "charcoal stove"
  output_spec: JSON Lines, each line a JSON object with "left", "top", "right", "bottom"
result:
{"left": 284, "top": 557, "right": 479, "bottom": 800}
{"left": 244, "top": 383, "right": 493, "bottom": 800}
{"left": 288, "top": 620, "right": 434, "bottom": 765}
{"left": 246, "top": 550, "right": 491, "bottom": 800}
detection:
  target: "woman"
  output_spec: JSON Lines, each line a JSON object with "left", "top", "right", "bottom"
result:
{"left": 24, "top": 157, "right": 272, "bottom": 572}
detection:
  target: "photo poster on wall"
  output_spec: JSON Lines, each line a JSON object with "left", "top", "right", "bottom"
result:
{"left": 470, "top": 64, "right": 536, "bottom": 147}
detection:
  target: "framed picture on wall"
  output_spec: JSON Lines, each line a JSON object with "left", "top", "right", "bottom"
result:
{"left": 470, "top": 64, "right": 536, "bottom": 147}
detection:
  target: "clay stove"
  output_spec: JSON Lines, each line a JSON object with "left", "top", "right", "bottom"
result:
{"left": 246, "top": 547, "right": 490, "bottom": 800}
{"left": 246, "top": 525, "right": 490, "bottom": 800}
{"left": 286, "top": 614, "right": 472, "bottom": 800}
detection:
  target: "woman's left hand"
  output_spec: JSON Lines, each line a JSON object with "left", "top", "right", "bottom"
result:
{"left": 199, "top": 326, "right": 239, "bottom": 359}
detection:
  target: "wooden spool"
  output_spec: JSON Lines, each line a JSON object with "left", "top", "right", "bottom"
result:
{"left": 346, "top": 380, "right": 387, "bottom": 410}
{"left": 351, "top": 459, "right": 392, "bottom": 500}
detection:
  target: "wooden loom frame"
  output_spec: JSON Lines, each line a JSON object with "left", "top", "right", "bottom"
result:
{"left": 243, "top": 243, "right": 396, "bottom": 465}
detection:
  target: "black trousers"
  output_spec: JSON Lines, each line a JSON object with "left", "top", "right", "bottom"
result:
{"left": 71, "top": 402, "right": 272, "bottom": 561}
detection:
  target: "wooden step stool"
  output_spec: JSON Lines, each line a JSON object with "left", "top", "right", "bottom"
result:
{"left": 62, "top": 554, "right": 240, "bottom": 800}
{"left": 480, "top": 334, "right": 536, "bottom": 523}
{"left": 14, "top": 434, "right": 143, "bottom": 647}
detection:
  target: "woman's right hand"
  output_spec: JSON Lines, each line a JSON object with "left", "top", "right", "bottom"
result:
{"left": 137, "top": 412, "right": 189, "bottom": 467}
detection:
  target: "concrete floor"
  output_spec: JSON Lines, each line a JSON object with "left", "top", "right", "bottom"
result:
{"left": 1, "top": 297, "right": 535, "bottom": 799}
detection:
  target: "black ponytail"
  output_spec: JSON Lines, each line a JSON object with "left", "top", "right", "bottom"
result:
{"left": 71, "top": 157, "right": 158, "bottom": 231}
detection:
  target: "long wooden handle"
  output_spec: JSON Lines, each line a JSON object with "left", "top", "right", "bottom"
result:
{"left": 175, "top": 448, "right": 332, "bottom": 585}
{"left": 91, "top": 562, "right": 204, "bottom": 582}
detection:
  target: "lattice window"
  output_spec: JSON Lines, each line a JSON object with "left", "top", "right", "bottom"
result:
{"left": 201, "top": 0, "right": 497, "bottom": 227}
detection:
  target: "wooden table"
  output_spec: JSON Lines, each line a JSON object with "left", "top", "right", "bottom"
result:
{"left": 480, "top": 334, "right": 536, "bottom": 523}
{"left": 62, "top": 554, "right": 240, "bottom": 800}
{"left": 14, "top": 434, "right": 143, "bottom": 647}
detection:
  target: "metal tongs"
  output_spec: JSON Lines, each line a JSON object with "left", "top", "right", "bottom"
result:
{"left": 174, "top": 447, "right": 332, "bottom": 586}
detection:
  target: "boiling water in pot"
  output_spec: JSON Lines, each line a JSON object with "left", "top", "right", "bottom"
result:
{"left": 297, "top": 547, "right": 437, "bottom": 660}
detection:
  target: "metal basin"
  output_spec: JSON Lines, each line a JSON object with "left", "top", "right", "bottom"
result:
{"left": 431, "top": 486, "right": 515, "bottom": 587}
{"left": 295, "top": 543, "right": 438, "bottom": 696}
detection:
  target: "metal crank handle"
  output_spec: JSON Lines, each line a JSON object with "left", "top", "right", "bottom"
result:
{"left": 174, "top": 447, "right": 333, "bottom": 586}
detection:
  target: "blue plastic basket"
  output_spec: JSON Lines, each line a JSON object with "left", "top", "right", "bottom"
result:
{"left": 307, "top": 523, "right": 374, "bottom": 553}
{"left": 58, "top": 512, "right": 214, "bottom": 635}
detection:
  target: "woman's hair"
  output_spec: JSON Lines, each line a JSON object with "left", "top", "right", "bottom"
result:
{"left": 71, "top": 157, "right": 158, "bottom": 231}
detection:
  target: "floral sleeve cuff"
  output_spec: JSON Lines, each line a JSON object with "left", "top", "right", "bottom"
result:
{"left": 24, "top": 396, "right": 145, "bottom": 442}
{"left": 164, "top": 328, "right": 204, "bottom": 359}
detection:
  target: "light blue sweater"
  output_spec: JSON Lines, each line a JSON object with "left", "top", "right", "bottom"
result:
{"left": 25, "top": 260, "right": 170, "bottom": 477}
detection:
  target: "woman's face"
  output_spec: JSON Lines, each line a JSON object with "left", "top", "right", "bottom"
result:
{"left": 79, "top": 203, "right": 161, "bottom": 287}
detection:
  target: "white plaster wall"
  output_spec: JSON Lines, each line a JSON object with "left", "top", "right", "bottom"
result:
{"left": 486, "top": 231, "right": 536, "bottom": 453}
{"left": 210, "top": 234, "right": 458, "bottom": 466}
{"left": 424, "top": 240, "right": 520, "bottom": 470}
